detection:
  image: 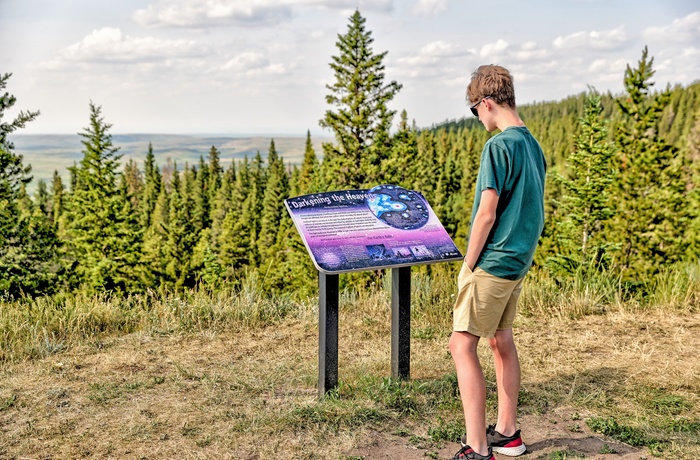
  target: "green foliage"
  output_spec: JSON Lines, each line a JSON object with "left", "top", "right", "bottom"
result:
{"left": 319, "top": 9, "right": 402, "bottom": 189}
{"left": 548, "top": 89, "right": 616, "bottom": 275}
{"left": 60, "top": 102, "right": 142, "bottom": 293}
{"left": 0, "top": 73, "right": 60, "bottom": 298}
{"left": 608, "top": 47, "right": 689, "bottom": 279}
{"left": 5, "top": 29, "right": 700, "bottom": 302}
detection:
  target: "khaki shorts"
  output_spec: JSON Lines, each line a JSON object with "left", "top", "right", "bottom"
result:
{"left": 453, "top": 263, "right": 524, "bottom": 338}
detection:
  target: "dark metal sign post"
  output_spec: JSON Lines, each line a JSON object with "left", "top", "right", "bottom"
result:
{"left": 391, "top": 266, "right": 411, "bottom": 380}
{"left": 318, "top": 266, "right": 412, "bottom": 398}
{"left": 318, "top": 272, "right": 339, "bottom": 396}
{"left": 285, "top": 186, "right": 462, "bottom": 398}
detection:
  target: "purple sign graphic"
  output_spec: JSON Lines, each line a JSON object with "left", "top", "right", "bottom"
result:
{"left": 285, "top": 185, "right": 463, "bottom": 274}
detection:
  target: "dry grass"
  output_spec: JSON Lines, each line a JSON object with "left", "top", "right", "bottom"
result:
{"left": 0, "top": 269, "right": 699, "bottom": 459}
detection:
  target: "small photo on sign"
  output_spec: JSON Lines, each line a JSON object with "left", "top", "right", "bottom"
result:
{"left": 410, "top": 245, "right": 433, "bottom": 259}
{"left": 393, "top": 247, "right": 413, "bottom": 259}
{"left": 366, "top": 244, "right": 392, "bottom": 261}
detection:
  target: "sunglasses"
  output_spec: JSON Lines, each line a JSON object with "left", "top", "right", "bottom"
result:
{"left": 470, "top": 95, "right": 493, "bottom": 117}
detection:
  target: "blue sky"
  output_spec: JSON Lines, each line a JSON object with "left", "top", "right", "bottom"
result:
{"left": 1, "top": 0, "right": 698, "bottom": 136}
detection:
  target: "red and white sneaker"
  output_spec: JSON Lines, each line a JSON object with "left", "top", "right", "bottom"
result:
{"left": 461, "top": 425, "right": 527, "bottom": 457}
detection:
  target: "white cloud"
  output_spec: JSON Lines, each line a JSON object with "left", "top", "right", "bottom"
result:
{"left": 644, "top": 11, "right": 700, "bottom": 43}
{"left": 133, "top": 0, "right": 392, "bottom": 28}
{"left": 553, "top": 25, "right": 628, "bottom": 51}
{"left": 394, "top": 40, "right": 471, "bottom": 81}
{"left": 38, "top": 27, "right": 203, "bottom": 68}
{"left": 294, "top": 0, "right": 392, "bottom": 12}
{"left": 479, "top": 39, "right": 509, "bottom": 58}
{"left": 134, "top": 0, "right": 293, "bottom": 28}
{"left": 222, "top": 51, "right": 287, "bottom": 75}
{"left": 411, "top": 0, "right": 447, "bottom": 16}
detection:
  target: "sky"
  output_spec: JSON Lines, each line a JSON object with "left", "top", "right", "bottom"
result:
{"left": 1, "top": 0, "right": 699, "bottom": 137}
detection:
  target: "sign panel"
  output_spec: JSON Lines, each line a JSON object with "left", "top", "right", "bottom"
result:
{"left": 285, "top": 184, "right": 463, "bottom": 274}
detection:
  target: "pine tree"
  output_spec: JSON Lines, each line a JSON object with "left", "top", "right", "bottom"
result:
{"left": 122, "top": 158, "right": 143, "bottom": 209}
{"left": 258, "top": 140, "right": 290, "bottom": 263}
{"left": 0, "top": 72, "right": 60, "bottom": 297}
{"left": 193, "top": 156, "right": 210, "bottom": 233}
{"left": 139, "top": 142, "right": 162, "bottom": 229}
{"left": 609, "top": 47, "right": 687, "bottom": 279}
{"left": 686, "top": 106, "right": 700, "bottom": 259}
{"left": 50, "top": 170, "right": 64, "bottom": 226}
{"left": 384, "top": 110, "right": 418, "bottom": 188}
{"left": 550, "top": 90, "right": 615, "bottom": 274}
{"left": 60, "top": 102, "right": 142, "bottom": 292}
{"left": 207, "top": 145, "right": 222, "bottom": 208}
{"left": 163, "top": 165, "right": 198, "bottom": 289}
{"left": 295, "top": 130, "right": 319, "bottom": 195}
{"left": 141, "top": 185, "right": 169, "bottom": 288}
{"left": 319, "top": 9, "right": 402, "bottom": 189}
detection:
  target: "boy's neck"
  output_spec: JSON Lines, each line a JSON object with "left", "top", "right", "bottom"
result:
{"left": 496, "top": 107, "right": 525, "bottom": 132}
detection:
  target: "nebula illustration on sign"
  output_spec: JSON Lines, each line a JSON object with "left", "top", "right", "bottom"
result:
{"left": 366, "top": 184, "right": 430, "bottom": 230}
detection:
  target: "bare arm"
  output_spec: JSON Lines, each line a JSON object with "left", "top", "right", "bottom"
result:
{"left": 465, "top": 188, "right": 499, "bottom": 270}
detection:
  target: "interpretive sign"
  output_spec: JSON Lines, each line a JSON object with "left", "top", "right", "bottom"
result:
{"left": 284, "top": 184, "right": 463, "bottom": 274}
{"left": 285, "top": 184, "right": 463, "bottom": 396}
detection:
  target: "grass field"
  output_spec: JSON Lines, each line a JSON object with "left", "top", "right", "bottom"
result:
{"left": 0, "top": 267, "right": 698, "bottom": 459}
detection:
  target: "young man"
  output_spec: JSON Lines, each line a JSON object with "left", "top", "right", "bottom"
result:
{"left": 449, "top": 65, "right": 546, "bottom": 460}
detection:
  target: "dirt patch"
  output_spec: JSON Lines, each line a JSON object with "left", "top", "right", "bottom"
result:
{"left": 346, "top": 409, "right": 646, "bottom": 459}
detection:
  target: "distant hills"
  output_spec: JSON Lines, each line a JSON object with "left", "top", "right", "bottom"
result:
{"left": 11, "top": 133, "right": 329, "bottom": 192}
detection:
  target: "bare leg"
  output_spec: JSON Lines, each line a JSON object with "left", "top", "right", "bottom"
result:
{"left": 449, "top": 331, "right": 489, "bottom": 456}
{"left": 488, "top": 328, "right": 520, "bottom": 436}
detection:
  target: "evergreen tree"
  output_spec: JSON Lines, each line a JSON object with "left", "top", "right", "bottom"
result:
{"left": 141, "top": 185, "right": 169, "bottom": 288}
{"left": 60, "top": 102, "right": 142, "bottom": 292}
{"left": 51, "top": 170, "right": 64, "bottom": 226}
{"left": 139, "top": 142, "right": 162, "bottom": 229}
{"left": 0, "top": 72, "right": 60, "bottom": 297}
{"left": 686, "top": 106, "right": 700, "bottom": 259}
{"left": 209, "top": 162, "right": 235, "bottom": 250}
{"left": 193, "top": 156, "right": 210, "bottom": 233}
{"left": 34, "top": 179, "right": 51, "bottom": 220}
{"left": 319, "top": 9, "right": 402, "bottom": 189}
{"left": 295, "top": 130, "right": 319, "bottom": 195}
{"left": 165, "top": 165, "right": 198, "bottom": 289}
{"left": 258, "top": 139, "right": 290, "bottom": 263}
{"left": 384, "top": 110, "right": 418, "bottom": 188}
{"left": 207, "top": 145, "right": 223, "bottom": 207}
{"left": 122, "top": 158, "right": 143, "bottom": 209}
{"left": 550, "top": 90, "right": 615, "bottom": 274}
{"left": 609, "top": 47, "right": 687, "bottom": 279}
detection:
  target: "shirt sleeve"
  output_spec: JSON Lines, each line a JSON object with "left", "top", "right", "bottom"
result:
{"left": 478, "top": 141, "right": 509, "bottom": 196}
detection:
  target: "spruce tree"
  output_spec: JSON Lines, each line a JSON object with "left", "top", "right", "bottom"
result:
{"left": 141, "top": 185, "right": 169, "bottom": 288}
{"left": 207, "top": 145, "right": 222, "bottom": 208}
{"left": 0, "top": 72, "right": 61, "bottom": 297}
{"left": 193, "top": 156, "right": 210, "bottom": 233}
{"left": 258, "top": 140, "right": 290, "bottom": 263}
{"left": 686, "top": 106, "right": 700, "bottom": 259}
{"left": 609, "top": 47, "right": 687, "bottom": 279}
{"left": 550, "top": 90, "right": 615, "bottom": 274}
{"left": 295, "top": 130, "right": 319, "bottom": 195}
{"left": 51, "top": 170, "right": 64, "bottom": 226}
{"left": 139, "top": 142, "right": 162, "bottom": 229}
{"left": 60, "top": 102, "right": 142, "bottom": 292}
{"left": 319, "top": 9, "right": 402, "bottom": 189}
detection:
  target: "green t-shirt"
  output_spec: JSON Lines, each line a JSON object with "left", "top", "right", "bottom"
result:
{"left": 470, "top": 126, "right": 546, "bottom": 280}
